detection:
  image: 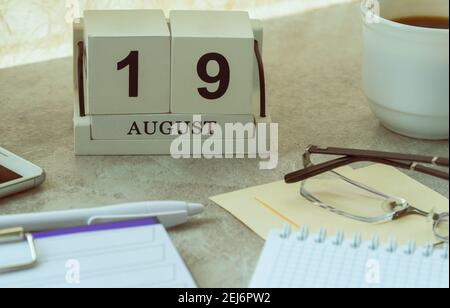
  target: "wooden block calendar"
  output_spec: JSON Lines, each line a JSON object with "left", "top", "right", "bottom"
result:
{"left": 73, "top": 10, "right": 271, "bottom": 156}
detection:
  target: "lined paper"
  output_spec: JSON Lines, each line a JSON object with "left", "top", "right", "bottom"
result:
{"left": 251, "top": 230, "right": 449, "bottom": 288}
{"left": 0, "top": 223, "right": 196, "bottom": 288}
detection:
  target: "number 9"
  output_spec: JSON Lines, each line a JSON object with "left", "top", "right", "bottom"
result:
{"left": 197, "top": 53, "right": 230, "bottom": 100}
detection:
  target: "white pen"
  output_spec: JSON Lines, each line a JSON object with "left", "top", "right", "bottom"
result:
{"left": 0, "top": 201, "right": 204, "bottom": 232}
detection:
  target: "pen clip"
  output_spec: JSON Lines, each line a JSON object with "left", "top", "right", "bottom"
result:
{"left": 88, "top": 214, "right": 155, "bottom": 225}
{"left": 87, "top": 210, "right": 187, "bottom": 227}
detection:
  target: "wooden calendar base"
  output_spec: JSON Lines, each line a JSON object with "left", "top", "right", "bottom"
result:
{"left": 74, "top": 101, "right": 273, "bottom": 156}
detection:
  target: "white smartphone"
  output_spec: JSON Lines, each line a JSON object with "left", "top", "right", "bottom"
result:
{"left": 0, "top": 147, "right": 45, "bottom": 198}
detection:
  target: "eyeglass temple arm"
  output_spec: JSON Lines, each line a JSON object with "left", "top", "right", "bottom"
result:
{"left": 285, "top": 156, "right": 449, "bottom": 184}
{"left": 285, "top": 157, "right": 358, "bottom": 183}
{"left": 308, "top": 146, "right": 449, "bottom": 167}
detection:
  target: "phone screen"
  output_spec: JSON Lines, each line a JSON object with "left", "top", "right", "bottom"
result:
{"left": 0, "top": 164, "right": 22, "bottom": 184}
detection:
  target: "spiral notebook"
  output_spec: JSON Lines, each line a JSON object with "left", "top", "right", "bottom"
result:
{"left": 250, "top": 227, "right": 449, "bottom": 288}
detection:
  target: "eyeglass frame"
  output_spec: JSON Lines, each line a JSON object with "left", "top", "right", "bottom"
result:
{"left": 285, "top": 145, "right": 449, "bottom": 243}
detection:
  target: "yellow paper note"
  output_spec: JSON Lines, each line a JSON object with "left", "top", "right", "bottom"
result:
{"left": 210, "top": 165, "right": 448, "bottom": 245}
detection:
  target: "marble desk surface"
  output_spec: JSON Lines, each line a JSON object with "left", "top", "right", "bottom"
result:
{"left": 0, "top": 3, "right": 448, "bottom": 288}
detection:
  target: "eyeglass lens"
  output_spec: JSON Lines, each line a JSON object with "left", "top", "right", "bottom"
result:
{"left": 435, "top": 214, "right": 449, "bottom": 243}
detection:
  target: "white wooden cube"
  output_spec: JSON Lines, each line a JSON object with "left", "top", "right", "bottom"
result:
{"left": 84, "top": 10, "right": 170, "bottom": 115}
{"left": 170, "top": 11, "right": 254, "bottom": 114}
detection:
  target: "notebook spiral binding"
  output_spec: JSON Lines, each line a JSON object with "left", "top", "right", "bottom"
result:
{"left": 280, "top": 225, "right": 449, "bottom": 260}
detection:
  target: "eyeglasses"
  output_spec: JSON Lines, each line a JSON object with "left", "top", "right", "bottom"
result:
{"left": 285, "top": 145, "right": 449, "bottom": 244}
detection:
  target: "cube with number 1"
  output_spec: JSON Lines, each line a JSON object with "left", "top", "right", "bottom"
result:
{"left": 84, "top": 10, "right": 170, "bottom": 115}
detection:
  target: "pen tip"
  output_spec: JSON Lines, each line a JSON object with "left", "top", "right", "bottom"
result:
{"left": 187, "top": 203, "right": 204, "bottom": 216}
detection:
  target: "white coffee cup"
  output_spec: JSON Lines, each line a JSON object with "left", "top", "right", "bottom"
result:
{"left": 361, "top": 0, "right": 449, "bottom": 140}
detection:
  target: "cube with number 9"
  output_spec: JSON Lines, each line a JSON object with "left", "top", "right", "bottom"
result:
{"left": 170, "top": 11, "right": 255, "bottom": 115}
{"left": 84, "top": 10, "right": 170, "bottom": 115}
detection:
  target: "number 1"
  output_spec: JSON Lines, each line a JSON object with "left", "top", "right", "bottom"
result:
{"left": 117, "top": 51, "right": 139, "bottom": 97}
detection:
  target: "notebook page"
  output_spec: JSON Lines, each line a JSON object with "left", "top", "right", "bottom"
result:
{"left": 250, "top": 230, "right": 449, "bottom": 288}
{"left": 0, "top": 223, "right": 196, "bottom": 288}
